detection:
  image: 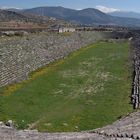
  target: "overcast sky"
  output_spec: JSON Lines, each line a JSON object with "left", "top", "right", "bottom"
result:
{"left": 0, "top": 0, "right": 140, "bottom": 13}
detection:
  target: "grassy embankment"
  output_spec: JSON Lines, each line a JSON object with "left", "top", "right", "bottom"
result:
{"left": 0, "top": 41, "right": 133, "bottom": 132}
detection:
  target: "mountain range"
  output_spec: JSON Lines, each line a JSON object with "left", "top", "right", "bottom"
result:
{"left": 109, "top": 11, "right": 140, "bottom": 19}
{"left": 21, "top": 6, "right": 140, "bottom": 27}
{"left": 2, "top": 6, "right": 140, "bottom": 27}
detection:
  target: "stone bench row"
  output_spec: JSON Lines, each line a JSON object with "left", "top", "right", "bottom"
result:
{"left": 131, "top": 36, "right": 140, "bottom": 109}
{"left": 0, "top": 32, "right": 107, "bottom": 87}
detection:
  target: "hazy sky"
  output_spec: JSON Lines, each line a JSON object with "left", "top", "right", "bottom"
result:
{"left": 0, "top": 0, "right": 140, "bottom": 13}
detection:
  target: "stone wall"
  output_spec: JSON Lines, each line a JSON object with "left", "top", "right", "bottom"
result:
{"left": 0, "top": 31, "right": 109, "bottom": 87}
{"left": 131, "top": 34, "right": 140, "bottom": 109}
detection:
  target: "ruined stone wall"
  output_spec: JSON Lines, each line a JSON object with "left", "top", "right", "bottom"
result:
{"left": 0, "top": 31, "right": 108, "bottom": 87}
{"left": 131, "top": 34, "right": 140, "bottom": 109}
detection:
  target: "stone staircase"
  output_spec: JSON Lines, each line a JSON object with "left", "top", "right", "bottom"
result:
{"left": 91, "top": 111, "right": 140, "bottom": 139}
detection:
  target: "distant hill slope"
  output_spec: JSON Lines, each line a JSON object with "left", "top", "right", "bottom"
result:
{"left": 109, "top": 11, "right": 140, "bottom": 19}
{"left": 22, "top": 6, "right": 140, "bottom": 27}
{"left": 0, "top": 9, "right": 28, "bottom": 22}
{"left": 0, "top": 9, "right": 71, "bottom": 28}
{"left": 0, "top": 9, "right": 47, "bottom": 23}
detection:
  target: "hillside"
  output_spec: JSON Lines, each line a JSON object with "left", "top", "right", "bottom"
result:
{"left": 0, "top": 9, "right": 71, "bottom": 28}
{"left": 0, "top": 9, "right": 47, "bottom": 23}
{"left": 22, "top": 6, "right": 140, "bottom": 27}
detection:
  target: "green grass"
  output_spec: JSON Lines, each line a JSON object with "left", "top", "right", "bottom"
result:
{"left": 0, "top": 41, "right": 133, "bottom": 132}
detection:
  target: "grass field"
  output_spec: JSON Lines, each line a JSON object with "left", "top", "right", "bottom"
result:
{"left": 0, "top": 41, "right": 133, "bottom": 132}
